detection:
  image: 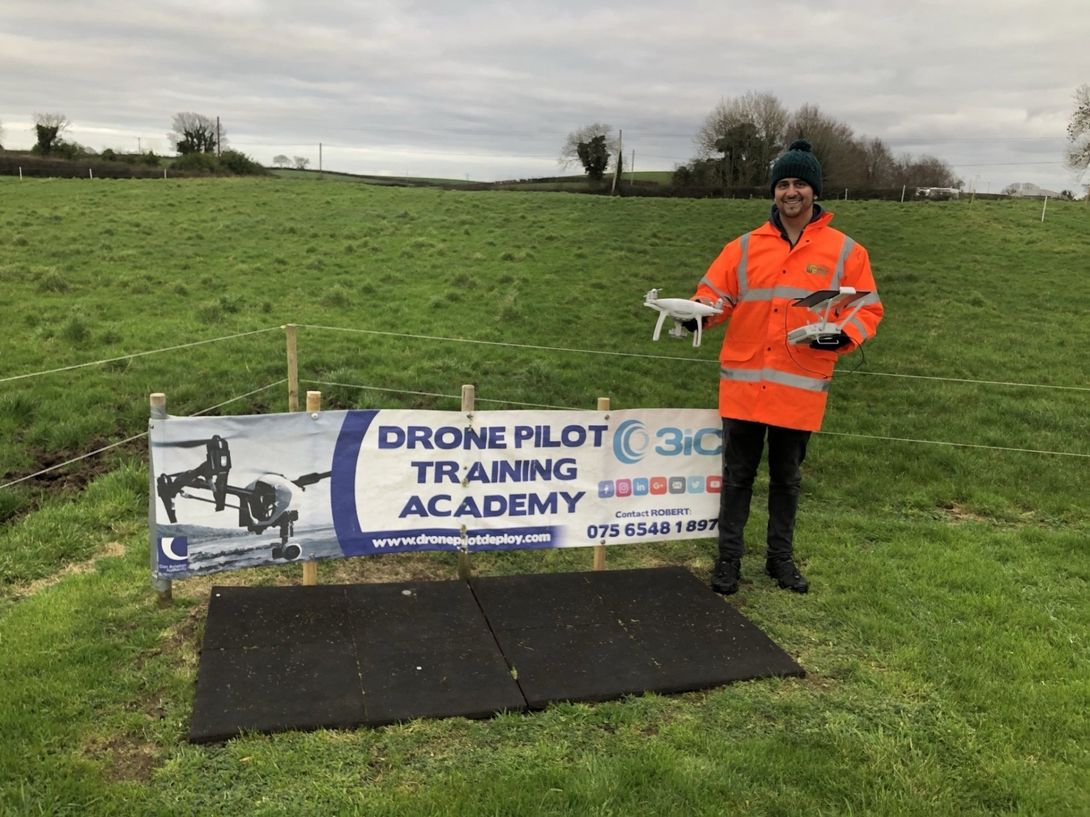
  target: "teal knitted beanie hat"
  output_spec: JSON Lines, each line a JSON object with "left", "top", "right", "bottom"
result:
{"left": 769, "top": 139, "right": 822, "bottom": 196}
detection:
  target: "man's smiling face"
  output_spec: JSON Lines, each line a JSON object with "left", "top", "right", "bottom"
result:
{"left": 774, "top": 177, "right": 814, "bottom": 219}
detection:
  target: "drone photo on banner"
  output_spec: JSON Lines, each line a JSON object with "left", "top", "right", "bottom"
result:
{"left": 149, "top": 408, "right": 725, "bottom": 580}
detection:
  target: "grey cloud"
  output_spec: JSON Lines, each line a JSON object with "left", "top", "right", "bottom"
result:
{"left": 1, "top": 0, "right": 1088, "bottom": 188}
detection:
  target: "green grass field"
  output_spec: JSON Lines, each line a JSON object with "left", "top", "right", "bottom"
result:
{"left": 0, "top": 176, "right": 1087, "bottom": 816}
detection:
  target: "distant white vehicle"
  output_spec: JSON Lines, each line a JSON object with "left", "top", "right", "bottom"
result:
{"left": 1004, "top": 182, "right": 1060, "bottom": 199}
{"left": 915, "top": 187, "right": 960, "bottom": 200}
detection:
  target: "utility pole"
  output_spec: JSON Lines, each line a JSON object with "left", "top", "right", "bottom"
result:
{"left": 216, "top": 117, "right": 221, "bottom": 157}
{"left": 319, "top": 142, "right": 323, "bottom": 173}
{"left": 610, "top": 129, "right": 623, "bottom": 195}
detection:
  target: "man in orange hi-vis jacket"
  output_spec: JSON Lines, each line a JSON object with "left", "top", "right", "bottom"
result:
{"left": 689, "top": 139, "right": 883, "bottom": 596}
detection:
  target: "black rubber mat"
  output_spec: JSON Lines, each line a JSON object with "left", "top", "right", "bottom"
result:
{"left": 189, "top": 568, "right": 804, "bottom": 742}
{"left": 190, "top": 641, "right": 366, "bottom": 739}
{"left": 189, "top": 581, "right": 523, "bottom": 743}
{"left": 344, "top": 582, "right": 526, "bottom": 727}
{"left": 472, "top": 567, "right": 805, "bottom": 707}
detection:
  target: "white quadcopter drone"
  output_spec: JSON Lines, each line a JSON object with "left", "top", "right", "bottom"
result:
{"left": 644, "top": 289, "right": 724, "bottom": 347}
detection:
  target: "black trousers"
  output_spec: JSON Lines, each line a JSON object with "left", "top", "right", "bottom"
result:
{"left": 717, "top": 418, "right": 811, "bottom": 561}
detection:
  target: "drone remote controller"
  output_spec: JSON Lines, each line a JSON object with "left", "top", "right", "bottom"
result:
{"left": 787, "top": 287, "right": 870, "bottom": 345}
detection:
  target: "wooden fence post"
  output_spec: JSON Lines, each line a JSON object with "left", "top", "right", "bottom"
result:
{"left": 284, "top": 324, "right": 299, "bottom": 412}
{"left": 458, "top": 384, "right": 475, "bottom": 581}
{"left": 302, "top": 390, "right": 321, "bottom": 586}
{"left": 593, "top": 396, "right": 610, "bottom": 571}
{"left": 149, "top": 392, "right": 172, "bottom": 605}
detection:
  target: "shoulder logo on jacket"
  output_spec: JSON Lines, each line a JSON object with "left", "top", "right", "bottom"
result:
{"left": 805, "top": 264, "right": 829, "bottom": 276}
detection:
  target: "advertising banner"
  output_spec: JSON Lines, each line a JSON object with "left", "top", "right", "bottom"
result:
{"left": 150, "top": 408, "right": 723, "bottom": 579}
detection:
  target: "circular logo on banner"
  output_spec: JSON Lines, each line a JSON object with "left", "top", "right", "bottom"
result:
{"left": 160, "top": 536, "right": 188, "bottom": 561}
{"left": 613, "top": 419, "right": 649, "bottom": 464}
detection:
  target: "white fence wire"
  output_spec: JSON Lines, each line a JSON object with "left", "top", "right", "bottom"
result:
{"left": 3, "top": 322, "right": 1086, "bottom": 393}
{"left": 308, "top": 378, "right": 1088, "bottom": 460}
{"left": 297, "top": 324, "right": 1090, "bottom": 393}
{"left": 1, "top": 320, "right": 1086, "bottom": 494}
{"left": 0, "top": 327, "right": 281, "bottom": 385}
{"left": 0, "top": 380, "right": 287, "bottom": 490}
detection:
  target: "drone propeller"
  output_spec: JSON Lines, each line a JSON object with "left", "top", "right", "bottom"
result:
{"left": 252, "top": 471, "right": 331, "bottom": 490}
{"left": 293, "top": 471, "right": 332, "bottom": 489}
{"left": 153, "top": 438, "right": 219, "bottom": 448}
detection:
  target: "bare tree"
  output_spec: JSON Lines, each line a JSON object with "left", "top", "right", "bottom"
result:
{"left": 559, "top": 123, "right": 617, "bottom": 171}
{"left": 272, "top": 154, "right": 290, "bottom": 168}
{"left": 1065, "top": 84, "right": 1090, "bottom": 175}
{"left": 689, "top": 93, "right": 961, "bottom": 194}
{"left": 784, "top": 103, "right": 869, "bottom": 189}
{"left": 696, "top": 92, "right": 788, "bottom": 185}
{"left": 33, "top": 112, "right": 70, "bottom": 154}
{"left": 170, "top": 112, "right": 224, "bottom": 155}
{"left": 293, "top": 156, "right": 310, "bottom": 170}
{"left": 859, "top": 137, "right": 897, "bottom": 188}
{"left": 894, "top": 153, "right": 960, "bottom": 188}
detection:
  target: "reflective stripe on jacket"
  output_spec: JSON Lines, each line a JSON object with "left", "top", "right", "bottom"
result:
{"left": 693, "top": 210, "right": 883, "bottom": 431}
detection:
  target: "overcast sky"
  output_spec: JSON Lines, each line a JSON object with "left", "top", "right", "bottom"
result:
{"left": 2, "top": 0, "right": 1088, "bottom": 191}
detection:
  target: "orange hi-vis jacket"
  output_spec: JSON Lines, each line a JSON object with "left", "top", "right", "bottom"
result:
{"left": 694, "top": 210, "right": 883, "bottom": 432}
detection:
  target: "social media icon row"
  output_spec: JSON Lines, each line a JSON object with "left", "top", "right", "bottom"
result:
{"left": 599, "top": 475, "right": 722, "bottom": 498}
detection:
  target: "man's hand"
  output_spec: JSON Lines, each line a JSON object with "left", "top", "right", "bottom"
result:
{"left": 810, "top": 331, "right": 852, "bottom": 350}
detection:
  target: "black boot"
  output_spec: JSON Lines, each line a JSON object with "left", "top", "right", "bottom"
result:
{"left": 765, "top": 557, "right": 809, "bottom": 593}
{"left": 711, "top": 558, "right": 741, "bottom": 595}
